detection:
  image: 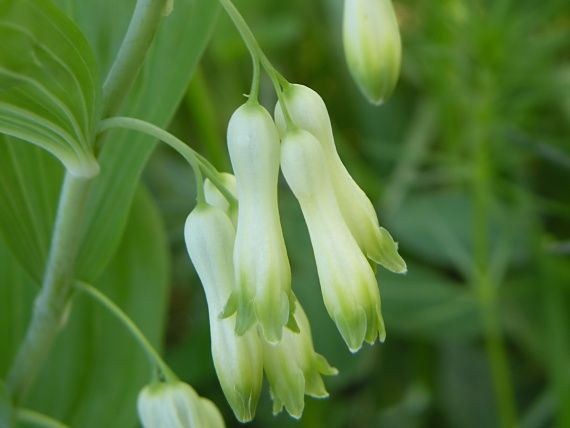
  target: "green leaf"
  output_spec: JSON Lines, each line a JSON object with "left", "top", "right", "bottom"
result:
{"left": 0, "top": 0, "right": 219, "bottom": 284}
{"left": 0, "top": 186, "right": 169, "bottom": 427}
{"left": 0, "top": 139, "right": 62, "bottom": 283}
{"left": 0, "top": 0, "right": 100, "bottom": 177}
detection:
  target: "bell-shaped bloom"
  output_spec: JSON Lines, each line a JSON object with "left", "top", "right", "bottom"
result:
{"left": 275, "top": 84, "right": 406, "bottom": 274}
{"left": 204, "top": 172, "right": 238, "bottom": 226}
{"left": 280, "top": 128, "right": 386, "bottom": 352}
{"left": 225, "top": 101, "right": 292, "bottom": 343}
{"left": 137, "top": 381, "right": 225, "bottom": 428}
{"left": 343, "top": 0, "right": 401, "bottom": 104}
{"left": 263, "top": 301, "right": 338, "bottom": 418}
{"left": 185, "top": 204, "right": 263, "bottom": 422}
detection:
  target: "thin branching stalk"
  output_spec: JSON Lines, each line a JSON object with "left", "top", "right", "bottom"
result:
{"left": 75, "top": 281, "right": 177, "bottom": 382}
{"left": 97, "top": 116, "right": 237, "bottom": 206}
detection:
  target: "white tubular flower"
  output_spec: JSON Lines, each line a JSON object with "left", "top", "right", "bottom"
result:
{"left": 263, "top": 302, "right": 337, "bottom": 418}
{"left": 275, "top": 84, "right": 406, "bottom": 274}
{"left": 225, "top": 101, "right": 292, "bottom": 343}
{"left": 280, "top": 128, "right": 386, "bottom": 352}
{"left": 185, "top": 204, "right": 263, "bottom": 422}
{"left": 343, "top": 0, "right": 401, "bottom": 104}
{"left": 204, "top": 173, "right": 237, "bottom": 226}
{"left": 137, "top": 381, "right": 225, "bottom": 428}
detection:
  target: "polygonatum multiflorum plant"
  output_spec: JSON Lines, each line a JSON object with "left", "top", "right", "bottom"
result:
{"left": 0, "top": 0, "right": 405, "bottom": 426}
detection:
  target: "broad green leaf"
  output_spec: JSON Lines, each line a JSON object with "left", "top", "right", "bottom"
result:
{"left": 0, "top": 187, "right": 169, "bottom": 428}
{"left": 0, "top": 0, "right": 100, "bottom": 177}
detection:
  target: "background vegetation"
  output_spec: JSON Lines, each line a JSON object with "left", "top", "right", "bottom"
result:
{"left": 1, "top": 0, "right": 569, "bottom": 427}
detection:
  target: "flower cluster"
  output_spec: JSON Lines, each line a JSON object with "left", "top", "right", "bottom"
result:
{"left": 183, "top": 84, "right": 405, "bottom": 420}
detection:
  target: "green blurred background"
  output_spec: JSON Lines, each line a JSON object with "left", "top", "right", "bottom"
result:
{"left": 1, "top": 0, "right": 569, "bottom": 427}
{"left": 146, "top": 0, "right": 570, "bottom": 427}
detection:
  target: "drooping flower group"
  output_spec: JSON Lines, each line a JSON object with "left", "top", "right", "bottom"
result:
{"left": 182, "top": 84, "right": 406, "bottom": 421}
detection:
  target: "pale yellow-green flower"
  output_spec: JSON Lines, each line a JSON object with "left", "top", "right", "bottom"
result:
{"left": 280, "top": 128, "right": 386, "bottom": 352}
{"left": 343, "top": 0, "right": 401, "bottom": 104}
{"left": 225, "top": 101, "right": 293, "bottom": 343}
{"left": 263, "top": 301, "right": 337, "bottom": 418}
{"left": 137, "top": 381, "right": 224, "bottom": 428}
{"left": 275, "top": 84, "right": 406, "bottom": 274}
{"left": 184, "top": 204, "right": 263, "bottom": 422}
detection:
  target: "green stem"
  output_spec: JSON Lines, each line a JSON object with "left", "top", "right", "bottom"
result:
{"left": 97, "top": 117, "right": 236, "bottom": 206}
{"left": 16, "top": 408, "right": 70, "bottom": 428}
{"left": 103, "top": 0, "right": 168, "bottom": 116}
{"left": 471, "top": 96, "right": 518, "bottom": 428}
{"left": 75, "top": 281, "right": 176, "bottom": 382}
{"left": 7, "top": 174, "right": 91, "bottom": 403}
{"left": 218, "top": 0, "right": 295, "bottom": 127}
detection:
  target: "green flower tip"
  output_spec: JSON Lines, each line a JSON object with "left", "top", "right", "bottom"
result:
{"left": 229, "top": 387, "right": 258, "bottom": 423}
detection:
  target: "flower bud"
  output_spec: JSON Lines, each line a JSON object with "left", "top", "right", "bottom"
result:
{"left": 137, "top": 381, "right": 224, "bottom": 428}
{"left": 204, "top": 173, "right": 237, "bottom": 226}
{"left": 343, "top": 0, "right": 401, "bottom": 104}
{"left": 185, "top": 204, "right": 263, "bottom": 422}
{"left": 280, "top": 129, "right": 386, "bottom": 352}
{"left": 263, "top": 302, "right": 337, "bottom": 418}
{"left": 275, "top": 84, "right": 406, "bottom": 274}
{"left": 225, "top": 101, "right": 292, "bottom": 343}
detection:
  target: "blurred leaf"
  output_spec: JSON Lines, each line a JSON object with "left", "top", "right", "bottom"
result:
{"left": 0, "top": 187, "right": 169, "bottom": 427}
{"left": 438, "top": 345, "right": 499, "bottom": 428}
{"left": 375, "top": 384, "right": 430, "bottom": 428}
{"left": 381, "top": 264, "right": 481, "bottom": 340}
{"left": 388, "top": 190, "right": 531, "bottom": 277}
{"left": 0, "top": 0, "right": 99, "bottom": 175}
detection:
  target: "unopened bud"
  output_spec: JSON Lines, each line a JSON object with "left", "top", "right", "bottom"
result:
{"left": 343, "top": 0, "right": 401, "bottom": 104}
{"left": 137, "top": 381, "right": 224, "bottom": 428}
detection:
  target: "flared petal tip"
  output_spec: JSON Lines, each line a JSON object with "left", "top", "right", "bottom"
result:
{"left": 368, "top": 227, "right": 407, "bottom": 274}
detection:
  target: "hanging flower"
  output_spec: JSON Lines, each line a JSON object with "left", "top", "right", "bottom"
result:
{"left": 185, "top": 203, "right": 263, "bottom": 422}
{"left": 343, "top": 0, "right": 402, "bottom": 104}
{"left": 224, "top": 101, "right": 293, "bottom": 344}
{"left": 137, "top": 381, "right": 225, "bottom": 428}
{"left": 275, "top": 83, "right": 406, "bottom": 274}
{"left": 263, "top": 301, "right": 337, "bottom": 418}
{"left": 280, "top": 128, "right": 386, "bottom": 352}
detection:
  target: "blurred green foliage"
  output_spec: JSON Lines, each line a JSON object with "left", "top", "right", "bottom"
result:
{"left": 147, "top": 0, "right": 570, "bottom": 427}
